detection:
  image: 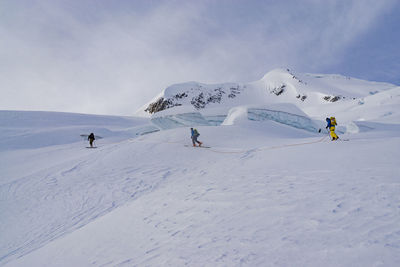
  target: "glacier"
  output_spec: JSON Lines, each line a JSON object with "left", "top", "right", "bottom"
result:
{"left": 247, "top": 107, "right": 320, "bottom": 133}
{"left": 150, "top": 104, "right": 327, "bottom": 134}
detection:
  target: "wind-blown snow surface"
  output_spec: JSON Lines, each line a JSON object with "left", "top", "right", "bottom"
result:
{"left": 1, "top": 110, "right": 400, "bottom": 266}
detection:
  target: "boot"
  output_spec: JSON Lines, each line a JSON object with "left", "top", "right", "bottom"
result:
{"left": 193, "top": 144, "right": 196, "bottom": 147}
{"left": 198, "top": 142, "right": 202, "bottom": 147}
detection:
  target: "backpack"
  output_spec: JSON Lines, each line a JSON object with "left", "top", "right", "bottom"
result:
{"left": 330, "top": 117, "right": 337, "bottom": 126}
{"left": 193, "top": 129, "right": 200, "bottom": 137}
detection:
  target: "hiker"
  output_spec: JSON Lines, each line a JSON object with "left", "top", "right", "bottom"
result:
{"left": 326, "top": 117, "right": 339, "bottom": 141}
{"left": 190, "top": 128, "right": 202, "bottom": 147}
{"left": 88, "top": 133, "right": 95, "bottom": 147}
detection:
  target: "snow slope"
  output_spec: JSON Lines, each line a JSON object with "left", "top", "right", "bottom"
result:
{"left": 0, "top": 110, "right": 159, "bottom": 151}
{"left": 1, "top": 109, "right": 400, "bottom": 266}
{"left": 139, "top": 68, "right": 400, "bottom": 127}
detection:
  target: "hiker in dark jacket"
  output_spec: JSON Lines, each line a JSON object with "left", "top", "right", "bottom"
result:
{"left": 88, "top": 133, "right": 95, "bottom": 147}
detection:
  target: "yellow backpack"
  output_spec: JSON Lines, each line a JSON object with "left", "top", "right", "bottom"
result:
{"left": 330, "top": 117, "right": 337, "bottom": 126}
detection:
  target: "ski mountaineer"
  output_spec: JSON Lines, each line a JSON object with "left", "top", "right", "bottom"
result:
{"left": 326, "top": 117, "right": 339, "bottom": 141}
{"left": 190, "top": 128, "right": 202, "bottom": 147}
{"left": 88, "top": 133, "right": 95, "bottom": 147}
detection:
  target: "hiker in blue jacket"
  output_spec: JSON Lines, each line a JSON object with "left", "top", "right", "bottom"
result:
{"left": 326, "top": 117, "right": 332, "bottom": 129}
{"left": 191, "top": 128, "right": 202, "bottom": 147}
{"left": 326, "top": 117, "right": 339, "bottom": 141}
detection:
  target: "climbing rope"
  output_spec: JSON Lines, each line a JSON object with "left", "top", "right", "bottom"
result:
{"left": 160, "top": 135, "right": 329, "bottom": 154}
{"left": 207, "top": 135, "right": 329, "bottom": 154}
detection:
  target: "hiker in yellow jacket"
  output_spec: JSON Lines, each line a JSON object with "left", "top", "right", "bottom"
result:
{"left": 326, "top": 117, "right": 339, "bottom": 141}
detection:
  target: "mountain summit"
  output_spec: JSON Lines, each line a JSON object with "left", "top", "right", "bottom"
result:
{"left": 139, "top": 68, "right": 399, "bottom": 126}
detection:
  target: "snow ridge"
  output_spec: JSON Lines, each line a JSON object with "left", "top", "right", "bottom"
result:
{"left": 140, "top": 68, "right": 399, "bottom": 130}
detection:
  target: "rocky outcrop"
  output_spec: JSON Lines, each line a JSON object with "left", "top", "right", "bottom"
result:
{"left": 144, "top": 93, "right": 188, "bottom": 114}
{"left": 323, "top": 95, "right": 342, "bottom": 102}
{"left": 269, "top": 84, "right": 286, "bottom": 96}
{"left": 145, "top": 97, "right": 177, "bottom": 114}
{"left": 296, "top": 94, "right": 307, "bottom": 101}
{"left": 145, "top": 85, "right": 242, "bottom": 114}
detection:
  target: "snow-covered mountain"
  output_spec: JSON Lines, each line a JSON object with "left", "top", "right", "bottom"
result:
{"left": 1, "top": 69, "right": 400, "bottom": 266}
{"left": 138, "top": 68, "right": 400, "bottom": 131}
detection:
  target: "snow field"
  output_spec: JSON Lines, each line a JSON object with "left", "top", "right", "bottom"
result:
{"left": 1, "top": 113, "right": 400, "bottom": 266}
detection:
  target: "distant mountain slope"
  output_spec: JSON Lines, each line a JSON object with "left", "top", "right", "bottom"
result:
{"left": 137, "top": 68, "right": 399, "bottom": 124}
{"left": 0, "top": 111, "right": 156, "bottom": 150}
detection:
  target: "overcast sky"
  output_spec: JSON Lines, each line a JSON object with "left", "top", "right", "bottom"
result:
{"left": 1, "top": 0, "right": 399, "bottom": 115}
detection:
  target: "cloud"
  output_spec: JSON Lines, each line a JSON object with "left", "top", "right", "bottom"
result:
{"left": 0, "top": 0, "right": 397, "bottom": 115}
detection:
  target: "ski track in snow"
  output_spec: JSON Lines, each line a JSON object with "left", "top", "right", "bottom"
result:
{"left": 85, "top": 159, "right": 399, "bottom": 266}
{"left": 0, "top": 140, "right": 175, "bottom": 264}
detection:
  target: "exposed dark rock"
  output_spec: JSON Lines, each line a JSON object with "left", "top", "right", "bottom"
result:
{"left": 296, "top": 94, "right": 307, "bottom": 101}
{"left": 145, "top": 97, "right": 180, "bottom": 114}
{"left": 191, "top": 92, "right": 206, "bottom": 109}
{"left": 175, "top": 92, "right": 188, "bottom": 99}
{"left": 145, "top": 85, "right": 243, "bottom": 113}
{"left": 228, "top": 86, "right": 241, "bottom": 98}
{"left": 330, "top": 96, "right": 341, "bottom": 102}
{"left": 323, "top": 95, "right": 342, "bottom": 102}
{"left": 192, "top": 87, "right": 226, "bottom": 109}
{"left": 144, "top": 92, "right": 189, "bottom": 114}
{"left": 270, "top": 84, "right": 286, "bottom": 96}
